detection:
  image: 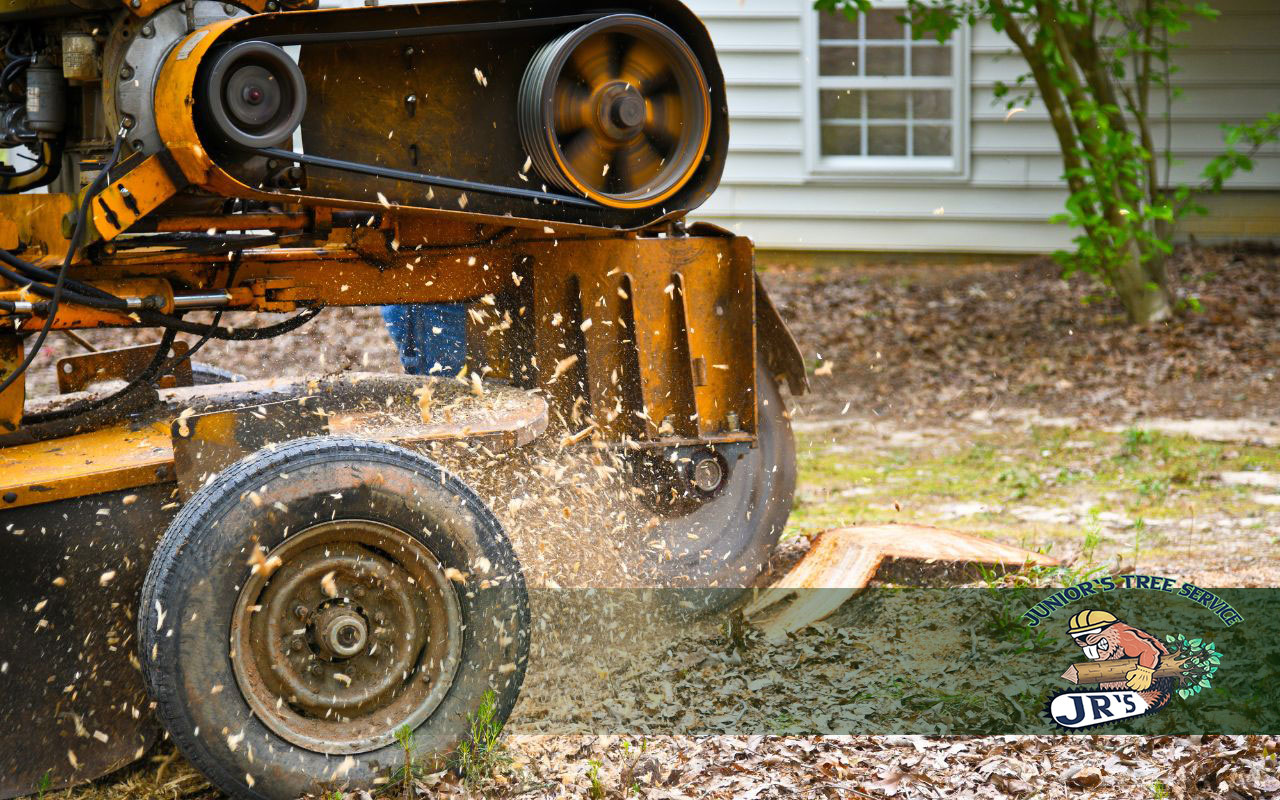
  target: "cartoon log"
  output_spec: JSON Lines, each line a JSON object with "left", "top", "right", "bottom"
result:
{"left": 1061, "top": 655, "right": 1191, "bottom": 685}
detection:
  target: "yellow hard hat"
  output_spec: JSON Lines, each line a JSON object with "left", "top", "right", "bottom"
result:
{"left": 1067, "top": 609, "right": 1117, "bottom": 637}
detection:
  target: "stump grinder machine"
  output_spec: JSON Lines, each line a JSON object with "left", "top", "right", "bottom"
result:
{"left": 0, "top": 0, "right": 810, "bottom": 796}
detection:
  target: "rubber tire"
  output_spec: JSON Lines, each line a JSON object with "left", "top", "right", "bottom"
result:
{"left": 139, "top": 437, "right": 530, "bottom": 800}
{"left": 190, "top": 362, "right": 246, "bottom": 385}
{"left": 646, "top": 356, "right": 796, "bottom": 609}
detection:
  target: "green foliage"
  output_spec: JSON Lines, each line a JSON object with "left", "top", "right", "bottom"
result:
{"left": 33, "top": 771, "right": 52, "bottom": 800}
{"left": 1152, "top": 780, "right": 1170, "bottom": 799}
{"left": 1201, "top": 113, "right": 1280, "bottom": 194}
{"left": 451, "top": 690, "right": 512, "bottom": 790}
{"left": 814, "top": 0, "right": 1280, "bottom": 324}
{"left": 390, "top": 723, "right": 418, "bottom": 798}
{"left": 997, "top": 465, "right": 1040, "bottom": 499}
{"left": 1166, "top": 632, "right": 1221, "bottom": 699}
{"left": 586, "top": 759, "right": 606, "bottom": 800}
{"left": 1121, "top": 428, "right": 1156, "bottom": 457}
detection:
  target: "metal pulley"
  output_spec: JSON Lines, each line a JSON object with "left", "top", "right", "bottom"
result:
{"left": 518, "top": 14, "right": 712, "bottom": 209}
{"left": 195, "top": 40, "right": 307, "bottom": 150}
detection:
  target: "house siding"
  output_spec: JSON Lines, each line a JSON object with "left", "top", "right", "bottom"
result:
{"left": 686, "top": 0, "right": 1280, "bottom": 252}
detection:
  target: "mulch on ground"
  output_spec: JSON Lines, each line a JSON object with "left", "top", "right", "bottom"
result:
{"left": 764, "top": 245, "right": 1280, "bottom": 423}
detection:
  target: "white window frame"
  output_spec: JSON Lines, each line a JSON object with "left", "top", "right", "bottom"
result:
{"left": 803, "top": 2, "right": 970, "bottom": 180}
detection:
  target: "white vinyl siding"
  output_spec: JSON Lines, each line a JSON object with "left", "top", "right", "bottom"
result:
{"left": 685, "top": 0, "right": 1280, "bottom": 252}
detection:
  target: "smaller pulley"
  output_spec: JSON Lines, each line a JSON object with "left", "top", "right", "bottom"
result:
{"left": 518, "top": 14, "right": 712, "bottom": 209}
{"left": 196, "top": 40, "right": 307, "bottom": 151}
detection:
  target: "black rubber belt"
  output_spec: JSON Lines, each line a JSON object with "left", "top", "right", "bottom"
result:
{"left": 258, "top": 12, "right": 609, "bottom": 47}
{"left": 254, "top": 147, "right": 600, "bottom": 209}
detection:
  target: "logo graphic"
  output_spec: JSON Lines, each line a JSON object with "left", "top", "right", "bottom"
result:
{"left": 1044, "top": 609, "right": 1223, "bottom": 729}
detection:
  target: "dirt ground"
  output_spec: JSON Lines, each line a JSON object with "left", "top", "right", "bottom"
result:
{"left": 32, "top": 246, "right": 1280, "bottom": 800}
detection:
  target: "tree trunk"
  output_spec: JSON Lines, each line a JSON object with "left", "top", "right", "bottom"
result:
{"left": 1113, "top": 239, "right": 1173, "bottom": 324}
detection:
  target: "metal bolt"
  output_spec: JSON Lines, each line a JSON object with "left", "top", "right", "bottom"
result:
{"left": 692, "top": 457, "right": 725, "bottom": 494}
{"left": 352, "top": 585, "right": 365, "bottom": 599}
{"left": 130, "top": 0, "right": 140, "bottom": 7}
{"left": 266, "top": 0, "right": 278, "bottom": 9}
{"left": 119, "top": 65, "right": 134, "bottom": 81}
{"left": 288, "top": 637, "right": 304, "bottom": 652}
{"left": 120, "top": 114, "right": 135, "bottom": 130}
{"left": 294, "top": 605, "right": 309, "bottom": 619}
{"left": 308, "top": 663, "right": 322, "bottom": 676}
{"left": 140, "top": 23, "right": 155, "bottom": 38}
{"left": 726, "top": 411, "right": 741, "bottom": 432}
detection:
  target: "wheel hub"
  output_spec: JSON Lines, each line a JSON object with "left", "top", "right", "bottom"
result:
{"left": 230, "top": 520, "right": 462, "bottom": 754}
{"left": 312, "top": 603, "right": 369, "bottom": 660}
{"left": 596, "top": 81, "right": 646, "bottom": 141}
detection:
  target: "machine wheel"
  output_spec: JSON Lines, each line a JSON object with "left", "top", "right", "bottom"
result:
{"left": 646, "top": 356, "right": 796, "bottom": 609}
{"left": 139, "top": 437, "right": 529, "bottom": 800}
{"left": 190, "top": 362, "right": 246, "bottom": 385}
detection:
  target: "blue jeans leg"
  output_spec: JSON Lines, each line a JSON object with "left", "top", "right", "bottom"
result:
{"left": 380, "top": 304, "right": 468, "bottom": 376}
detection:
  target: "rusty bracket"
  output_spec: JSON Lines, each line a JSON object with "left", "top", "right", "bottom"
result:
{"left": 249, "top": 278, "right": 305, "bottom": 312}
{"left": 171, "top": 397, "right": 328, "bottom": 498}
{"left": 56, "top": 341, "right": 193, "bottom": 395}
{"left": 91, "top": 153, "right": 189, "bottom": 242}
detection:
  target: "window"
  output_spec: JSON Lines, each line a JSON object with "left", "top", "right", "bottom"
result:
{"left": 807, "top": 3, "right": 967, "bottom": 176}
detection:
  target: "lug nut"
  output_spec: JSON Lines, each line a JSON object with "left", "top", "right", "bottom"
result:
{"left": 140, "top": 23, "right": 154, "bottom": 38}
{"left": 119, "top": 65, "right": 134, "bottom": 81}
{"left": 288, "top": 637, "right": 304, "bottom": 652}
{"left": 308, "top": 663, "right": 322, "bottom": 676}
{"left": 294, "top": 605, "right": 309, "bottom": 619}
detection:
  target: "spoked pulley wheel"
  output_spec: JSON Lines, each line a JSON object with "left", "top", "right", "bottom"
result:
{"left": 518, "top": 14, "right": 712, "bottom": 209}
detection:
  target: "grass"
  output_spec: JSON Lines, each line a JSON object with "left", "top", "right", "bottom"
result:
{"left": 451, "top": 690, "right": 512, "bottom": 790}
{"left": 789, "top": 423, "right": 1280, "bottom": 566}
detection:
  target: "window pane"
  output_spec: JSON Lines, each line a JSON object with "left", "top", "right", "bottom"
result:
{"left": 866, "top": 89, "right": 907, "bottom": 120}
{"left": 913, "top": 125, "right": 952, "bottom": 156}
{"left": 821, "top": 124, "right": 862, "bottom": 156}
{"left": 864, "top": 45, "right": 905, "bottom": 76}
{"left": 820, "top": 89, "right": 863, "bottom": 119}
{"left": 912, "top": 45, "right": 951, "bottom": 76}
{"left": 819, "top": 12, "right": 859, "bottom": 41}
{"left": 868, "top": 125, "right": 907, "bottom": 155}
{"left": 819, "top": 45, "right": 859, "bottom": 76}
{"left": 865, "top": 8, "right": 905, "bottom": 39}
{"left": 912, "top": 90, "right": 951, "bottom": 120}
